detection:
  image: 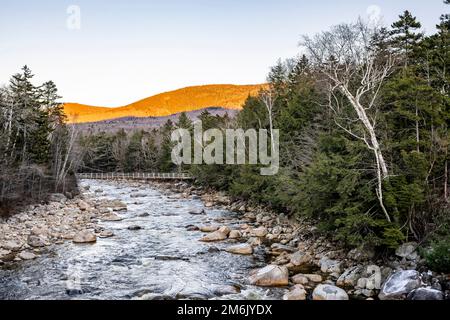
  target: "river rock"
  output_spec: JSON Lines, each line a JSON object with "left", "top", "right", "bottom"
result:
{"left": 271, "top": 243, "right": 296, "bottom": 254}
{"left": 130, "top": 193, "right": 146, "bottom": 198}
{"left": 27, "top": 235, "right": 47, "bottom": 248}
{"left": 48, "top": 193, "right": 66, "bottom": 203}
{"left": 77, "top": 200, "right": 89, "bottom": 211}
{"left": 347, "top": 246, "right": 375, "bottom": 261}
{"left": 101, "top": 212, "right": 123, "bottom": 221}
{"left": 0, "top": 249, "right": 14, "bottom": 262}
{"left": 127, "top": 225, "right": 142, "bottom": 231}
{"left": 290, "top": 251, "right": 313, "bottom": 267}
{"left": 312, "top": 284, "right": 349, "bottom": 300}
{"left": 73, "top": 230, "right": 97, "bottom": 244}
{"left": 189, "top": 208, "right": 205, "bottom": 215}
{"left": 283, "top": 284, "right": 307, "bottom": 300}
{"left": 292, "top": 274, "right": 309, "bottom": 285}
{"left": 249, "top": 265, "right": 289, "bottom": 287}
{"left": 199, "top": 225, "right": 219, "bottom": 232}
{"left": 2, "top": 240, "right": 23, "bottom": 252}
{"left": 199, "top": 230, "right": 227, "bottom": 242}
{"left": 320, "top": 257, "right": 342, "bottom": 274}
{"left": 18, "top": 251, "right": 37, "bottom": 260}
{"left": 218, "top": 226, "right": 231, "bottom": 236}
{"left": 247, "top": 237, "right": 262, "bottom": 247}
{"left": 250, "top": 227, "right": 268, "bottom": 238}
{"left": 395, "top": 242, "right": 419, "bottom": 261}
{"left": 378, "top": 270, "right": 422, "bottom": 300}
{"left": 407, "top": 287, "right": 444, "bottom": 300}
{"left": 337, "top": 266, "right": 362, "bottom": 287}
{"left": 225, "top": 243, "right": 253, "bottom": 255}
{"left": 228, "top": 230, "right": 242, "bottom": 239}
{"left": 103, "top": 200, "right": 127, "bottom": 211}
{"left": 99, "top": 230, "right": 114, "bottom": 238}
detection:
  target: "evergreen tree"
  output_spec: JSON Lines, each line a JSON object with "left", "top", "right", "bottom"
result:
{"left": 390, "top": 11, "right": 423, "bottom": 67}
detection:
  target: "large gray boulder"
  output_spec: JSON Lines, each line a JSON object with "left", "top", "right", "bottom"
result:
{"left": 378, "top": 270, "right": 422, "bottom": 300}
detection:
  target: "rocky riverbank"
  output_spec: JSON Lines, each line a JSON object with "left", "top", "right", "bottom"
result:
{"left": 158, "top": 181, "right": 449, "bottom": 300}
{"left": 0, "top": 190, "right": 127, "bottom": 265}
{"left": 1, "top": 179, "right": 448, "bottom": 300}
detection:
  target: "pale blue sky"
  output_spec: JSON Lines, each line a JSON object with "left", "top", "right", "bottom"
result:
{"left": 0, "top": 0, "right": 447, "bottom": 106}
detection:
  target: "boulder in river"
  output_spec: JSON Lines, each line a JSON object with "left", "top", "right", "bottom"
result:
{"left": 225, "top": 243, "right": 253, "bottom": 255}
{"left": 73, "top": 230, "right": 97, "bottom": 244}
{"left": 128, "top": 225, "right": 142, "bottom": 231}
{"left": 312, "top": 284, "right": 349, "bottom": 300}
{"left": 99, "top": 230, "right": 114, "bottom": 238}
{"left": 199, "top": 230, "right": 228, "bottom": 242}
{"left": 199, "top": 225, "right": 219, "bottom": 233}
{"left": 188, "top": 208, "right": 205, "bottom": 215}
{"left": 249, "top": 265, "right": 289, "bottom": 287}
{"left": 378, "top": 270, "right": 422, "bottom": 300}
{"left": 101, "top": 199, "right": 127, "bottom": 212}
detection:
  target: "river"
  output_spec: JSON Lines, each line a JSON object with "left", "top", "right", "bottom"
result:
{"left": 0, "top": 179, "right": 285, "bottom": 300}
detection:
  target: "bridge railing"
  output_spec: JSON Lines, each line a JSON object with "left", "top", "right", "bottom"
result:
{"left": 77, "top": 172, "right": 193, "bottom": 180}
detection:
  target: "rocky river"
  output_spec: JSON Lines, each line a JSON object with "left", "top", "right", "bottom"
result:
{"left": 0, "top": 179, "right": 448, "bottom": 300}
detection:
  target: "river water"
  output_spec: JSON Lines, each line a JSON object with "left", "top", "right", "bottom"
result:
{"left": 0, "top": 179, "right": 284, "bottom": 300}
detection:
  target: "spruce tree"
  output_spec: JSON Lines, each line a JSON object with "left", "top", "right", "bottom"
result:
{"left": 390, "top": 11, "right": 423, "bottom": 67}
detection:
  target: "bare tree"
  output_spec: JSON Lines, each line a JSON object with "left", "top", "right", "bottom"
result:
{"left": 53, "top": 123, "right": 83, "bottom": 191}
{"left": 302, "top": 20, "right": 395, "bottom": 222}
{"left": 260, "top": 88, "right": 277, "bottom": 154}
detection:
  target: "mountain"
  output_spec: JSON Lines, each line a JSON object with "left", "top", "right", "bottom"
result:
{"left": 63, "top": 84, "right": 266, "bottom": 123}
{"left": 75, "top": 107, "right": 238, "bottom": 133}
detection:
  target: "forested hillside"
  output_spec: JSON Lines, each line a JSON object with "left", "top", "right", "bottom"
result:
{"left": 192, "top": 9, "right": 450, "bottom": 268}
{"left": 79, "top": 6, "right": 449, "bottom": 271}
{"left": 0, "top": 66, "right": 79, "bottom": 215}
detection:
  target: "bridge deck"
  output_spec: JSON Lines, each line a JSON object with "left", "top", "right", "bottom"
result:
{"left": 77, "top": 172, "right": 193, "bottom": 180}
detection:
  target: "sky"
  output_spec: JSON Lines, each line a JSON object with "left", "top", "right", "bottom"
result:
{"left": 0, "top": 0, "right": 448, "bottom": 106}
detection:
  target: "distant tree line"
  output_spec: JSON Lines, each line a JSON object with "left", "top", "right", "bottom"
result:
{"left": 0, "top": 66, "right": 80, "bottom": 214}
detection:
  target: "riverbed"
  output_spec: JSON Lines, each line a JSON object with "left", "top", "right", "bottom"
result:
{"left": 0, "top": 179, "right": 284, "bottom": 300}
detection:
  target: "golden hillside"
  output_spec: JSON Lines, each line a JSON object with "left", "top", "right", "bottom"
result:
{"left": 64, "top": 84, "right": 266, "bottom": 123}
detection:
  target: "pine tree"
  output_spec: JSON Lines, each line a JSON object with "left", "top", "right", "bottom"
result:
{"left": 390, "top": 11, "right": 423, "bottom": 67}
{"left": 177, "top": 112, "right": 193, "bottom": 130}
